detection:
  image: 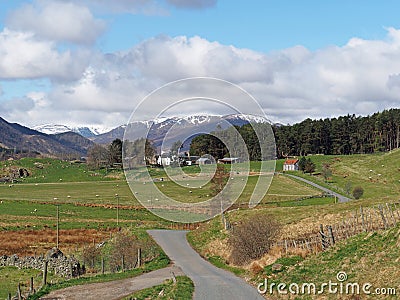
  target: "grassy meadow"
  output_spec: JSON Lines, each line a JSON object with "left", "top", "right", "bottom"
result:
{"left": 1, "top": 151, "right": 399, "bottom": 298}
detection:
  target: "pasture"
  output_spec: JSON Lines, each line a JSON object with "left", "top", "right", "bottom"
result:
{"left": 0, "top": 156, "right": 340, "bottom": 297}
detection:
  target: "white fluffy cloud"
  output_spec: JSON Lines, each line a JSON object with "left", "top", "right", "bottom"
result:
{"left": 0, "top": 28, "right": 90, "bottom": 80}
{"left": 3, "top": 29, "right": 400, "bottom": 127}
{"left": 7, "top": 0, "right": 106, "bottom": 44}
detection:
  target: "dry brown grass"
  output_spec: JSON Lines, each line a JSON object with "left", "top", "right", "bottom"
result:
{"left": 0, "top": 228, "right": 118, "bottom": 256}
{"left": 204, "top": 237, "right": 231, "bottom": 260}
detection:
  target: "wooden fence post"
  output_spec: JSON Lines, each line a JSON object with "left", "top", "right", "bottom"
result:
{"left": 43, "top": 260, "right": 48, "bottom": 286}
{"left": 360, "top": 206, "right": 366, "bottom": 232}
{"left": 328, "top": 225, "right": 335, "bottom": 245}
{"left": 320, "top": 224, "right": 327, "bottom": 251}
{"left": 101, "top": 257, "right": 105, "bottom": 274}
{"left": 137, "top": 248, "right": 141, "bottom": 268}
{"left": 30, "top": 276, "right": 34, "bottom": 293}
{"left": 378, "top": 204, "right": 388, "bottom": 229}
{"left": 121, "top": 255, "right": 125, "bottom": 272}
{"left": 386, "top": 203, "right": 396, "bottom": 227}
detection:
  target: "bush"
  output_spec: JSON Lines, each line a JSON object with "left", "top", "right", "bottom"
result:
{"left": 228, "top": 214, "right": 280, "bottom": 265}
{"left": 352, "top": 186, "right": 364, "bottom": 199}
{"left": 109, "top": 229, "right": 139, "bottom": 272}
{"left": 82, "top": 244, "right": 101, "bottom": 268}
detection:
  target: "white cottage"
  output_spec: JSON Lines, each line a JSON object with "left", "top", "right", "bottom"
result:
{"left": 283, "top": 159, "right": 299, "bottom": 171}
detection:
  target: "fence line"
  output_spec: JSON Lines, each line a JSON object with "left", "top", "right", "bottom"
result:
{"left": 271, "top": 201, "right": 400, "bottom": 255}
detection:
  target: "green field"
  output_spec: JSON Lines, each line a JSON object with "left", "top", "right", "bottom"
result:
{"left": 187, "top": 150, "right": 400, "bottom": 299}
{"left": 0, "top": 267, "right": 51, "bottom": 300}
{"left": 2, "top": 153, "right": 399, "bottom": 298}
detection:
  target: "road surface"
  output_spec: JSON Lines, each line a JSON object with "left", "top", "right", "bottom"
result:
{"left": 285, "top": 173, "right": 350, "bottom": 203}
{"left": 148, "top": 230, "right": 263, "bottom": 300}
{"left": 42, "top": 265, "right": 184, "bottom": 300}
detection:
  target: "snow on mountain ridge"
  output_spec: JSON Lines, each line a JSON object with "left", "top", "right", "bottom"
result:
{"left": 33, "top": 124, "right": 72, "bottom": 135}
{"left": 33, "top": 124, "right": 113, "bottom": 138}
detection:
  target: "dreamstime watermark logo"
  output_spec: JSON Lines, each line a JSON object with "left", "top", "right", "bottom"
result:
{"left": 122, "top": 77, "right": 276, "bottom": 223}
{"left": 257, "top": 271, "right": 397, "bottom": 296}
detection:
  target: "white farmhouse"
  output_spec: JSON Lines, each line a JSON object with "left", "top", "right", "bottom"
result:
{"left": 283, "top": 159, "right": 299, "bottom": 171}
{"left": 157, "top": 154, "right": 171, "bottom": 166}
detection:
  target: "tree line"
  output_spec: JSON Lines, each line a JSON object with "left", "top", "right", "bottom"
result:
{"left": 275, "top": 109, "right": 400, "bottom": 157}
{"left": 87, "top": 138, "right": 123, "bottom": 169}
{"left": 190, "top": 123, "right": 274, "bottom": 161}
{"left": 189, "top": 109, "right": 400, "bottom": 160}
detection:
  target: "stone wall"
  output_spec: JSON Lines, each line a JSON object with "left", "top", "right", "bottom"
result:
{"left": 0, "top": 248, "right": 85, "bottom": 278}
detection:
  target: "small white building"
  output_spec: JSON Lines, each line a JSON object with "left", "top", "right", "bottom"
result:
{"left": 157, "top": 155, "right": 171, "bottom": 166}
{"left": 283, "top": 159, "right": 299, "bottom": 171}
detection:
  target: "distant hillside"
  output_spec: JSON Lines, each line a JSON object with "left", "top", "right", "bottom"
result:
{"left": 92, "top": 114, "right": 269, "bottom": 147}
{"left": 52, "top": 131, "right": 96, "bottom": 154}
{"left": 0, "top": 117, "right": 93, "bottom": 157}
{"left": 90, "top": 125, "right": 127, "bottom": 144}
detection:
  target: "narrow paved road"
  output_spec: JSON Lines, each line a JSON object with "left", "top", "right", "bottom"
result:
{"left": 148, "top": 230, "right": 263, "bottom": 300}
{"left": 42, "top": 265, "right": 184, "bottom": 300}
{"left": 285, "top": 173, "right": 350, "bottom": 203}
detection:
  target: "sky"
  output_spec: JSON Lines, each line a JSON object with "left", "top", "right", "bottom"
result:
{"left": 1, "top": 0, "right": 400, "bottom": 128}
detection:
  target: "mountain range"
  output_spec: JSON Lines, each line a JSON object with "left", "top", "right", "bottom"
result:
{"left": 0, "top": 117, "right": 95, "bottom": 157}
{"left": 33, "top": 124, "right": 113, "bottom": 138}
{"left": 1, "top": 114, "right": 270, "bottom": 157}
{"left": 93, "top": 114, "right": 269, "bottom": 146}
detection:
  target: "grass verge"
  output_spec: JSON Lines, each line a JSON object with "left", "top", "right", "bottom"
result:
{"left": 123, "top": 276, "right": 194, "bottom": 300}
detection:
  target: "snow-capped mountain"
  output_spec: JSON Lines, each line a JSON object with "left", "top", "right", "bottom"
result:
{"left": 92, "top": 114, "right": 271, "bottom": 145}
{"left": 33, "top": 124, "right": 113, "bottom": 138}
{"left": 34, "top": 114, "right": 271, "bottom": 144}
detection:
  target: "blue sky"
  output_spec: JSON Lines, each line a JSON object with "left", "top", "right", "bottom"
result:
{"left": 101, "top": 1, "right": 400, "bottom": 52}
{"left": 1, "top": 0, "right": 400, "bottom": 127}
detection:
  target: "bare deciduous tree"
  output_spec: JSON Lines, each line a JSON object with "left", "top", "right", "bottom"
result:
{"left": 87, "top": 144, "right": 109, "bottom": 170}
{"left": 109, "top": 230, "right": 139, "bottom": 272}
{"left": 228, "top": 214, "right": 280, "bottom": 265}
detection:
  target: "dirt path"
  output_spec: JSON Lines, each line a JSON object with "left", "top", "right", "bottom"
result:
{"left": 41, "top": 265, "right": 184, "bottom": 300}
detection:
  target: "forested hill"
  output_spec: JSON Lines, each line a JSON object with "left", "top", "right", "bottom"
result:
{"left": 274, "top": 108, "right": 400, "bottom": 157}
{"left": 189, "top": 109, "right": 400, "bottom": 159}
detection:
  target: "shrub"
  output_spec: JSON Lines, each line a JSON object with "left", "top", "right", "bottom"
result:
{"left": 352, "top": 186, "right": 364, "bottom": 199}
{"left": 109, "top": 229, "right": 139, "bottom": 272}
{"left": 82, "top": 244, "right": 101, "bottom": 268}
{"left": 228, "top": 214, "right": 280, "bottom": 265}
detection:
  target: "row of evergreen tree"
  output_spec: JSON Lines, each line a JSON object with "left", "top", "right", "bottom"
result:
{"left": 189, "top": 109, "right": 400, "bottom": 159}
{"left": 274, "top": 109, "right": 400, "bottom": 157}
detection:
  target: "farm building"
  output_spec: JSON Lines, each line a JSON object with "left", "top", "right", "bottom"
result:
{"left": 283, "top": 159, "right": 299, "bottom": 171}
{"left": 157, "top": 154, "right": 171, "bottom": 166}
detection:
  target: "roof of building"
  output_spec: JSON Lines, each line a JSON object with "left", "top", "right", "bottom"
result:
{"left": 219, "top": 157, "right": 240, "bottom": 162}
{"left": 197, "top": 157, "right": 211, "bottom": 162}
{"left": 284, "top": 159, "right": 299, "bottom": 165}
